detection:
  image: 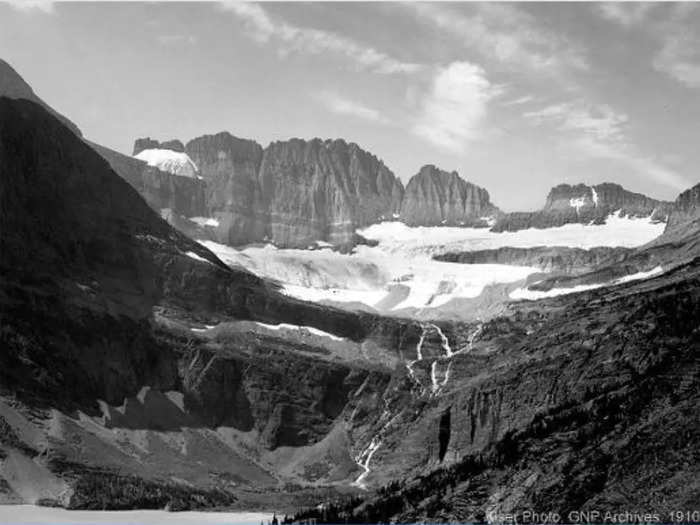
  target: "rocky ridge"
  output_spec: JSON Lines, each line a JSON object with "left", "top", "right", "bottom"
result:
{"left": 492, "top": 183, "right": 672, "bottom": 232}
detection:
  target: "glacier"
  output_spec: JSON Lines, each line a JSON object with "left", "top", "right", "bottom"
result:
{"left": 200, "top": 213, "right": 664, "bottom": 316}
{"left": 134, "top": 148, "right": 200, "bottom": 179}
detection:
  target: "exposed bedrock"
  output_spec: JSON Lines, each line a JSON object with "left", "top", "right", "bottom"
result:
{"left": 399, "top": 165, "right": 497, "bottom": 226}
{"left": 91, "top": 142, "right": 207, "bottom": 219}
{"left": 435, "top": 246, "right": 633, "bottom": 273}
{"left": 492, "top": 183, "right": 672, "bottom": 232}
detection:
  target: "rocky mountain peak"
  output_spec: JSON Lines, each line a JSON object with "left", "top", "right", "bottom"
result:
{"left": 400, "top": 165, "right": 497, "bottom": 226}
{"left": 665, "top": 181, "right": 700, "bottom": 236}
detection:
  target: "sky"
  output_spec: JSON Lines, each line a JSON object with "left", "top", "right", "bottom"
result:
{"left": 1, "top": 1, "right": 699, "bottom": 211}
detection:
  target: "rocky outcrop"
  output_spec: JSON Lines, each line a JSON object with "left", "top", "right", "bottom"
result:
{"left": 435, "top": 246, "right": 632, "bottom": 273}
{"left": 492, "top": 183, "right": 671, "bottom": 232}
{"left": 400, "top": 165, "right": 497, "bottom": 226}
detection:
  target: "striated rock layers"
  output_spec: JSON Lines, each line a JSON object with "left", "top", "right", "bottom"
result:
{"left": 400, "top": 165, "right": 497, "bottom": 226}
{"left": 435, "top": 245, "right": 633, "bottom": 273}
{"left": 665, "top": 182, "right": 700, "bottom": 237}
{"left": 493, "top": 182, "right": 672, "bottom": 232}
{"left": 258, "top": 138, "right": 404, "bottom": 248}
{"left": 137, "top": 134, "right": 406, "bottom": 248}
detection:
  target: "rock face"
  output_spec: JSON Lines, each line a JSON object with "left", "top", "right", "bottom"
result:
{"left": 665, "top": 182, "right": 700, "bottom": 236}
{"left": 435, "top": 246, "right": 632, "bottom": 273}
{"left": 258, "top": 138, "right": 404, "bottom": 248}
{"left": 185, "top": 132, "right": 267, "bottom": 245}
{"left": 92, "top": 142, "right": 207, "bottom": 219}
{"left": 133, "top": 135, "right": 406, "bottom": 248}
{"left": 493, "top": 182, "right": 671, "bottom": 232}
{"left": 400, "top": 165, "right": 497, "bottom": 226}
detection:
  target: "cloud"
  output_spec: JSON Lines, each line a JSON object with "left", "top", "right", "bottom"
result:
{"left": 597, "top": 3, "right": 654, "bottom": 28}
{"left": 220, "top": 2, "right": 421, "bottom": 75}
{"left": 404, "top": 3, "right": 587, "bottom": 77}
{"left": 598, "top": 3, "right": 700, "bottom": 89}
{"left": 3, "top": 0, "right": 54, "bottom": 13}
{"left": 524, "top": 101, "right": 627, "bottom": 142}
{"left": 413, "top": 61, "right": 497, "bottom": 153}
{"left": 502, "top": 95, "right": 536, "bottom": 107}
{"left": 317, "top": 92, "right": 389, "bottom": 124}
{"left": 525, "top": 100, "right": 689, "bottom": 190}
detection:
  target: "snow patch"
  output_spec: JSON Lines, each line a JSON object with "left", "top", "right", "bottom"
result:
{"left": 569, "top": 196, "right": 587, "bottom": 214}
{"left": 510, "top": 266, "right": 664, "bottom": 301}
{"left": 189, "top": 216, "right": 220, "bottom": 228}
{"left": 591, "top": 186, "right": 599, "bottom": 206}
{"left": 184, "top": 251, "right": 213, "bottom": 265}
{"left": 254, "top": 321, "right": 345, "bottom": 341}
{"left": 190, "top": 325, "right": 217, "bottom": 333}
{"left": 135, "top": 149, "right": 200, "bottom": 179}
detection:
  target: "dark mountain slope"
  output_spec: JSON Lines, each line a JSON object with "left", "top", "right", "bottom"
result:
{"left": 286, "top": 257, "right": 700, "bottom": 523}
{"left": 0, "top": 96, "right": 228, "bottom": 407}
{"left": 0, "top": 58, "right": 82, "bottom": 138}
{"left": 0, "top": 97, "right": 436, "bottom": 508}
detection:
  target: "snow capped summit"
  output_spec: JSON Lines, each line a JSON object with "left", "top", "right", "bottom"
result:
{"left": 134, "top": 148, "right": 200, "bottom": 178}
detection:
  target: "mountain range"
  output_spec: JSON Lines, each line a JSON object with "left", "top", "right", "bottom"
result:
{"left": 121, "top": 133, "right": 670, "bottom": 250}
{"left": 0, "top": 57, "right": 698, "bottom": 520}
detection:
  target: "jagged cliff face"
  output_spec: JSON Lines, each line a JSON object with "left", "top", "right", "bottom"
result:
{"left": 665, "top": 182, "right": 700, "bottom": 236}
{"left": 259, "top": 138, "right": 404, "bottom": 248}
{"left": 185, "top": 132, "right": 267, "bottom": 245}
{"left": 400, "top": 165, "right": 497, "bottom": 226}
{"left": 133, "top": 135, "right": 404, "bottom": 249}
{"left": 493, "top": 183, "right": 671, "bottom": 232}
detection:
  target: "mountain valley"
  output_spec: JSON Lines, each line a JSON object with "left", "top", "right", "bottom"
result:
{"left": 0, "top": 56, "right": 698, "bottom": 522}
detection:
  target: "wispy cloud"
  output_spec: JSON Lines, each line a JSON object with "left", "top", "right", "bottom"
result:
{"left": 413, "top": 61, "right": 498, "bottom": 154}
{"left": 653, "top": 31, "right": 700, "bottom": 88}
{"left": 524, "top": 102, "right": 627, "bottom": 142}
{"left": 405, "top": 3, "right": 587, "bottom": 77}
{"left": 4, "top": 0, "right": 54, "bottom": 13}
{"left": 502, "top": 95, "right": 536, "bottom": 107}
{"left": 317, "top": 91, "right": 389, "bottom": 124}
{"left": 220, "top": 2, "right": 421, "bottom": 75}
{"left": 597, "top": 3, "right": 654, "bottom": 28}
{"left": 525, "top": 100, "right": 689, "bottom": 190}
